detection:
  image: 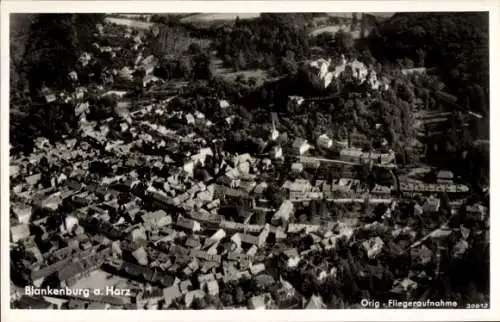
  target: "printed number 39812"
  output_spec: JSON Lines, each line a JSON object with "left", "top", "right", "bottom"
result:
{"left": 466, "top": 303, "right": 489, "bottom": 309}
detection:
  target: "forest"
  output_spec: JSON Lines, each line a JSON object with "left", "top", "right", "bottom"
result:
{"left": 366, "top": 12, "right": 489, "bottom": 113}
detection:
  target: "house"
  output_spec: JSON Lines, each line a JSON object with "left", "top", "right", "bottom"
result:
{"left": 16, "top": 295, "right": 55, "bottom": 309}
{"left": 132, "top": 247, "right": 148, "bottom": 266}
{"left": 371, "top": 184, "right": 391, "bottom": 197}
{"left": 339, "top": 147, "right": 363, "bottom": 163}
{"left": 10, "top": 224, "right": 30, "bottom": 243}
{"left": 139, "top": 55, "right": 159, "bottom": 75}
{"left": 272, "top": 200, "right": 294, "bottom": 225}
{"left": 176, "top": 216, "right": 201, "bottom": 232}
{"left": 142, "top": 74, "right": 160, "bottom": 87}
{"left": 401, "top": 67, "right": 427, "bottom": 75}
{"left": 26, "top": 244, "right": 44, "bottom": 263}
{"left": 349, "top": 59, "right": 369, "bottom": 81}
{"left": 298, "top": 156, "right": 321, "bottom": 169}
{"left": 130, "top": 227, "right": 147, "bottom": 244}
{"left": 334, "top": 139, "right": 350, "bottom": 149}
{"left": 275, "top": 276, "right": 304, "bottom": 308}
{"left": 270, "top": 126, "right": 280, "bottom": 141}
{"left": 399, "top": 182, "right": 469, "bottom": 194}
{"left": 270, "top": 146, "right": 283, "bottom": 159}
{"left": 465, "top": 203, "right": 487, "bottom": 221}
{"left": 219, "top": 100, "right": 230, "bottom": 109}
{"left": 288, "top": 96, "right": 305, "bottom": 109}
{"left": 59, "top": 214, "right": 79, "bottom": 234}
{"left": 197, "top": 273, "right": 215, "bottom": 288}
{"left": 274, "top": 226, "right": 287, "bottom": 240}
{"left": 283, "top": 179, "right": 313, "bottom": 193}
{"left": 190, "top": 249, "right": 221, "bottom": 264}
{"left": 206, "top": 280, "right": 219, "bottom": 296}
{"left": 68, "top": 70, "right": 79, "bottom": 82}
{"left": 257, "top": 224, "right": 271, "bottom": 247}
{"left": 184, "top": 289, "right": 205, "bottom": 308}
{"left": 58, "top": 250, "right": 109, "bottom": 286}
{"left": 413, "top": 203, "right": 424, "bottom": 216}
{"left": 250, "top": 263, "right": 266, "bottom": 275}
{"left": 239, "top": 233, "right": 260, "bottom": 247}
{"left": 118, "top": 67, "right": 134, "bottom": 81}
{"left": 204, "top": 229, "right": 226, "bottom": 248}
{"left": 291, "top": 162, "right": 304, "bottom": 174}
{"left": 452, "top": 239, "right": 469, "bottom": 258}
{"left": 422, "top": 196, "right": 440, "bottom": 213}
{"left": 185, "top": 235, "right": 201, "bottom": 249}
{"left": 87, "top": 302, "right": 111, "bottom": 310}
{"left": 225, "top": 115, "right": 236, "bottom": 125}
{"left": 40, "top": 86, "right": 57, "bottom": 103}
{"left": 316, "top": 134, "right": 333, "bottom": 149}
{"left": 25, "top": 173, "right": 41, "bottom": 186}
{"left": 437, "top": 170, "right": 454, "bottom": 184}
{"left": 40, "top": 193, "right": 63, "bottom": 211}
{"left": 292, "top": 138, "right": 311, "bottom": 155}
{"left": 392, "top": 278, "right": 418, "bottom": 296}
{"left": 177, "top": 279, "right": 192, "bottom": 294}
{"left": 185, "top": 113, "right": 195, "bottom": 124}
{"left": 230, "top": 233, "right": 242, "bottom": 251}
{"left": 248, "top": 293, "right": 269, "bottom": 309}
{"left": 411, "top": 244, "right": 433, "bottom": 265}
{"left": 361, "top": 237, "right": 384, "bottom": 259}
{"left": 305, "top": 295, "right": 327, "bottom": 309}
{"left": 247, "top": 245, "right": 258, "bottom": 257}
{"left": 253, "top": 182, "right": 268, "bottom": 195}
{"left": 12, "top": 205, "right": 32, "bottom": 224}
{"left": 283, "top": 248, "right": 300, "bottom": 268}
{"left": 142, "top": 210, "right": 172, "bottom": 228}
{"left": 183, "top": 160, "right": 195, "bottom": 176}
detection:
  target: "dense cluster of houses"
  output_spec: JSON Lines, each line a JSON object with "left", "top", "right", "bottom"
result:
{"left": 9, "top": 17, "right": 488, "bottom": 310}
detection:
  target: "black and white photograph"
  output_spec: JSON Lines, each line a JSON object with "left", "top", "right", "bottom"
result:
{"left": 2, "top": 1, "right": 497, "bottom": 320}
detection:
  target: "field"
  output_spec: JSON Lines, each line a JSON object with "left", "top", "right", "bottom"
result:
{"left": 180, "top": 13, "right": 261, "bottom": 23}
{"left": 104, "top": 17, "right": 154, "bottom": 30}
{"left": 309, "top": 24, "right": 364, "bottom": 40}
{"left": 211, "top": 58, "right": 270, "bottom": 86}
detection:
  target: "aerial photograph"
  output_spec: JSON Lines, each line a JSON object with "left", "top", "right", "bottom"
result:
{"left": 8, "top": 12, "right": 489, "bottom": 310}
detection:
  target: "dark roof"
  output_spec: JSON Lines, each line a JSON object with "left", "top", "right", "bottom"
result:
{"left": 119, "top": 261, "right": 174, "bottom": 287}
{"left": 436, "top": 91, "right": 458, "bottom": 104}
{"left": 16, "top": 295, "right": 54, "bottom": 309}
{"left": 58, "top": 248, "right": 109, "bottom": 282}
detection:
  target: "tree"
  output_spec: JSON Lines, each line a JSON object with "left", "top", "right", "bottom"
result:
{"left": 247, "top": 76, "right": 258, "bottom": 87}
{"left": 416, "top": 49, "right": 426, "bottom": 67}
{"left": 278, "top": 56, "right": 298, "bottom": 76}
{"left": 368, "top": 12, "right": 489, "bottom": 102}
{"left": 72, "top": 14, "right": 105, "bottom": 49}
{"left": 220, "top": 293, "right": 234, "bottom": 307}
{"left": 187, "top": 42, "right": 203, "bottom": 55}
{"left": 314, "top": 32, "right": 335, "bottom": 48}
{"left": 351, "top": 13, "right": 359, "bottom": 32}
{"left": 22, "top": 14, "right": 105, "bottom": 95}
{"left": 192, "top": 296, "right": 207, "bottom": 309}
{"left": 214, "top": 14, "right": 311, "bottom": 72}
{"left": 234, "top": 287, "right": 245, "bottom": 304}
{"left": 192, "top": 53, "right": 213, "bottom": 80}
{"left": 335, "top": 30, "right": 354, "bottom": 53}
{"left": 23, "top": 14, "right": 78, "bottom": 94}
{"left": 178, "top": 56, "right": 193, "bottom": 78}
{"left": 402, "top": 57, "right": 414, "bottom": 69}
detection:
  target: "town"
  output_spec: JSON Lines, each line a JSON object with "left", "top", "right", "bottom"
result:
{"left": 9, "top": 12, "right": 489, "bottom": 310}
